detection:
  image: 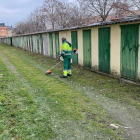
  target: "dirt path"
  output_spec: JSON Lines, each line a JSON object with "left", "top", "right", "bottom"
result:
{"left": 0, "top": 47, "right": 140, "bottom": 140}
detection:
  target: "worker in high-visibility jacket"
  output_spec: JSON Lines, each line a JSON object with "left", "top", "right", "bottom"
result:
{"left": 59, "top": 37, "right": 72, "bottom": 78}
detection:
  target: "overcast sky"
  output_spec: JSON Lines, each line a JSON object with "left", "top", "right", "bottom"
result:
{"left": 0, "top": 0, "right": 74, "bottom": 27}
{"left": 0, "top": 0, "right": 45, "bottom": 27}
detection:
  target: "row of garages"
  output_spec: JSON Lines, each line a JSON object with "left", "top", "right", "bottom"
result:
{"left": 1, "top": 18, "right": 140, "bottom": 82}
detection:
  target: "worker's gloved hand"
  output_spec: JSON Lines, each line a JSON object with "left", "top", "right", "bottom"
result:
{"left": 73, "top": 48, "right": 77, "bottom": 53}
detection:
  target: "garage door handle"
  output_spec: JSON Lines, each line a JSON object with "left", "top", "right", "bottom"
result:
{"left": 122, "top": 46, "right": 125, "bottom": 51}
{"left": 106, "top": 44, "right": 110, "bottom": 51}
{"left": 134, "top": 45, "right": 139, "bottom": 51}
{"left": 129, "top": 48, "right": 132, "bottom": 51}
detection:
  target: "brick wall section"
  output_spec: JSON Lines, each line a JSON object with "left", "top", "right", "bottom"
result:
{"left": 0, "top": 27, "right": 8, "bottom": 37}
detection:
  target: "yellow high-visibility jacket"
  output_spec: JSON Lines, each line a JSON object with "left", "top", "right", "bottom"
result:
{"left": 60, "top": 41, "right": 72, "bottom": 59}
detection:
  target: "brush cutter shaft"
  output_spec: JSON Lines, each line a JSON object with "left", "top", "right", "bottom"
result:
{"left": 49, "top": 61, "right": 62, "bottom": 70}
{"left": 46, "top": 50, "right": 78, "bottom": 71}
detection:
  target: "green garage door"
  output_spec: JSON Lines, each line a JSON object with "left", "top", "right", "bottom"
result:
{"left": 99, "top": 27, "right": 110, "bottom": 74}
{"left": 37, "top": 35, "right": 40, "bottom": 53}
{"left": 49, "top": 33, "right": 53, "bottom": 57}
{"left": 83, "top": 30, "right": 91, "bottom": 68}
{"left": 31, "top": 36, "right": 33, "bottom": 52}
{"left": 40, "top": 34, "right": 43, "bottom": 54}
{"left": 28, "top": 37, "right": 30, "bottom": 50}
{"left": 10, "top": 37, "right": 13, "bottom": 46}
{"left": 121, "top": 24, "right": 139, "bottom": 81}
{"left": 55, "top": 33, "right": 60, "bottom": 59}
{"left": 71, "top": 31, "right": 78, "bottom": 65}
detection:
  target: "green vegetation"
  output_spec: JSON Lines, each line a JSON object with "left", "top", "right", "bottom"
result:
{"left": 1, "top": 43, "right": 139, "bottom": 139}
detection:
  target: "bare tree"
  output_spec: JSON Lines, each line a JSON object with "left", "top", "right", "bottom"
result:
{"left": 42, "top": 0, "right": 88, "bottom": 29}
{"left": 55, "top": 1, "right": 69, "bottom": 28}
{"left": 30, "top": 7, "right": 46, "bottom": 32}
{"left": 15, "top": 0, "right": 133, "bottom": 35}
{"left": 14, "top": 6, "right": 48, "bottom": 34}
{"left": 112, "top": 0, "right": 135, "bottom": 18}
{"left": 54, "top": 1, "right": 93, "bottom": 28}
{"left": 69, "top": 3, "right": 93, "bottom": 26}
{"left": 42, "top": 0, "right": 59, "bottom": 29}
{"left": 77, "top": 0, "right": 116, "bottom": 21}
{"left": 131, "top": 0, "right": 140, "bottom": 10}
{"left": 13, "top": 21, "right": 27, "bottom": 34}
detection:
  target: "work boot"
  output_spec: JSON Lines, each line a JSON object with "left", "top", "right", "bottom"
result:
{"left": 67, "top": 74, "right": 72, "bottom": 76}
{"left": 60, "top": 75, "right": 67, "bottom": 78}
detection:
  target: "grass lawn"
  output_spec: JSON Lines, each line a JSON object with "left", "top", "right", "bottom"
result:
{"left": 0, "top": 43, "right": 139, "bottom": 140}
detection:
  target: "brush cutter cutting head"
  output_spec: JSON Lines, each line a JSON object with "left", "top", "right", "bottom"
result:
{"left": 45, "top": 70, "right": 52, "bottom": 75}
{"left": 45, "top": 61, "right": 63, "bottom": 75}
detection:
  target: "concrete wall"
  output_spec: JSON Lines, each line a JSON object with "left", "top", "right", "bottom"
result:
{"left": 59, "top": 31, "right": 71, "bottom": 47}
{"left": 52, "top": 33, "right": 56, "bottom": 58}
{"left": 110, "top": 25, "right": 121, "bottom": 77}
{"left": 78, "top": 29, "right": 83, "bottom": 66}
{"left": 91, "top": 27, "right": 98, "bottom": 70}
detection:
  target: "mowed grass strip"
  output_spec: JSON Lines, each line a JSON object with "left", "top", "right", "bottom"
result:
{"left": 0, "top": 43, "right": 125, "bottom": 139}
{"left": 2, "top": 43, "right": 140, "bottom": 110}
{"left": 8, "top": 44, "right": 140, "bottom": 110}
{"left": 0, "top": 58, "right": 55, "bottom": 140}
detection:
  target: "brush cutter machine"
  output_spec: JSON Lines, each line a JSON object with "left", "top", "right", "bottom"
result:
{"left": 45, "top": 48, "right": 78, "bottom": 75}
